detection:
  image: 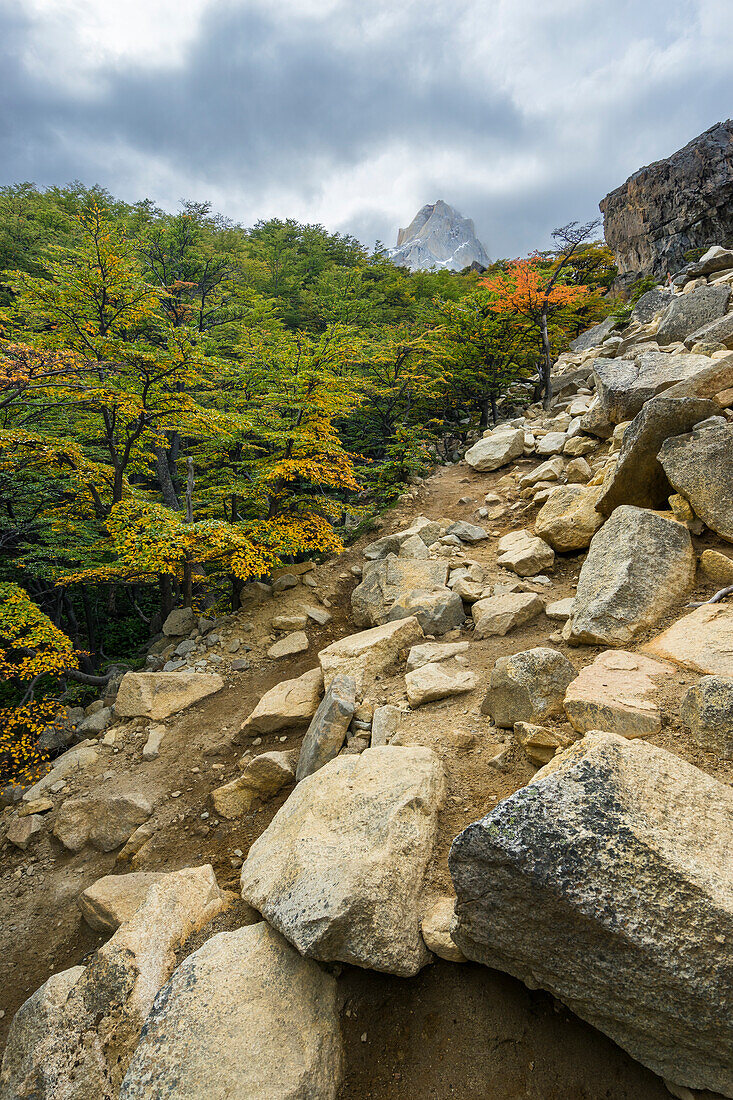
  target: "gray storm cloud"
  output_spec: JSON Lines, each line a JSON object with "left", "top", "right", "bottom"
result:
{"left": 0, "top": 0, "right": 731, "bottom": 256}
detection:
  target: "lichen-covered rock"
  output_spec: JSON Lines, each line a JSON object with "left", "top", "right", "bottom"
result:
{"left": 568, "top": 506, "right": 695, "bottom": 645}
{"left": 240, "top": 747, "right": 445, "bottom": 976}
{"left": 119, "top": 922, "right": 342, "bottom": 1100}
{"left": 449, "top": 732, "right": 733, "bottom": 1096}
{"left": 658, "top": 419, "right": 733, "bottom": 542}
{"left": 482, "top": 648, "right": 576, "bottom": 729}
{"left": 681, "top": 675, "right": 733, "bottom": 759}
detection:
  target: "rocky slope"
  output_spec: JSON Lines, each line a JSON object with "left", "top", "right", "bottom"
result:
{"left": 387, "top": 200, "right": 491, "bottom": 272}
{"left": 600, "top": 119, "right": 733, "bottom": 282}
{"left": 2, "top": 247, "right": 733, "bottom": 1098}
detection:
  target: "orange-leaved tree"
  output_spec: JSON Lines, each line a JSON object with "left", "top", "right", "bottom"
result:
{"left": 482, "top": 220, "right": 602, "bottom": 405}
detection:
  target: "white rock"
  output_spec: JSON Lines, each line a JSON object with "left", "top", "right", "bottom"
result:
{"left": 119, "top": 923, "right": 342, "bottom": 1100}
{"left": 240, "top": 747, "right": 445, "bottom": 976}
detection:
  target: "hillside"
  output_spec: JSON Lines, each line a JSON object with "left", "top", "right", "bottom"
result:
{"left": 2, "top": 243, "right": 733, "bottom": 1098}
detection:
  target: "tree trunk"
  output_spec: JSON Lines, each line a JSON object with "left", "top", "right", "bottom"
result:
{"left": 154, "top": 445, "right": 180, "bottom": 510}
{"left": 539, "top": 309, "right": 554, "bottom": 409}
{"left": 160, "top": 575, "right": 174, "bottom": 622}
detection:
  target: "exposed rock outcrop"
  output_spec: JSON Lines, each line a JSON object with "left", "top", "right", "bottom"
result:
{"left": 600, "top": 119, "right": 733, "bottom": 281}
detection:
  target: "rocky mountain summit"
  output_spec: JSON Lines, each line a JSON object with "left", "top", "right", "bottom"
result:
{"left": 601, "top": 119, "right": 733, "bottom": 283}
{"left": 3, "top": 247, "right": 733, "bottom": 1098}
{"left": 387, "top": 200, "right": 491, "bottom": 272}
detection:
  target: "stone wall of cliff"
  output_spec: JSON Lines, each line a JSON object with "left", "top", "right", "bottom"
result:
{"left": 600, "top": 119, "right": 733, "bottom": 283}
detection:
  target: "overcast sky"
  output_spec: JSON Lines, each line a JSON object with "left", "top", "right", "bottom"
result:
{"left": 1, "top": 0, "right": 731, "bottom": 257}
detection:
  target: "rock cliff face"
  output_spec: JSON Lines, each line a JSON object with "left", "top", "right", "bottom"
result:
{"left": 387, "top": 200, "right": 491, "bottom": 272}
{"left": 600, "top": 120, "right": 733, "bottom": 281}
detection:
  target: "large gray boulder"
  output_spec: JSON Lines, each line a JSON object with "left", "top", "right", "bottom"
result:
{"left": 351, "top": 556, "right": 448, "bottom": 627}
{"left": 482, "top": 648, "right": 576, "bottom": 729}
{"left": 240, "top": 747, "right": 445, "bottom": 976}
{"left": 449, "top": 733, "right": 733, "bottom": 1096}
{"left": 684, "top": 310, "right": 733, "bottom": 350}
{"left": 596, "top": 395, "right": 719, "bottom": 514}
{"left": 593, "top": 352, "right": 715, "bottom": 423}
{"left": 631, "top": 287, "right": 673, "bottom": 323}
{"left": 569, "top": 316, "right": 618, "bottom": 353}
{"left": 296, "top": 674, "right": 356, "bottom": 782}
{"left": 119, "top": 923, "right": 342, "bottom": 1100}
{"left": 655, "top": 283, "right": 731, "bottom": 345}
{"left": 568, "top": 506, "right": 695, "bottom": 645}
{"left": 658, "top": 419, "right": 733, "bottom": 542}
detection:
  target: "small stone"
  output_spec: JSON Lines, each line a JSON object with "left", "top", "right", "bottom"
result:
{"left": 421, "top": 897, "right": 466, "bottom": 962}
{"left": 699, "top": 549, "right": 733, "bottom": 584}
{"left": 514, "top": 722, "right": 573, "bottom": 765}
{"left": 7, "top": 815, "right": 44, "bottom": 850}
{"left": 142, "top": 725, "right": 166, "bottom": 761}
{"left": 267, "top": 632, "right": 309, "bottom": 660}
{"left": 545, "top": 598, "right": 574, "bottom": 621}
{"left": 272, "top": 613, "right": 308, "bottom": 631}
{"left": 302, "top": 605, "right": 332, "bottom": 626}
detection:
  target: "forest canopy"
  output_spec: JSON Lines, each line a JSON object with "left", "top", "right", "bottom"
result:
{"left": 0, "top": 182, "right": 614, "bottom": 784}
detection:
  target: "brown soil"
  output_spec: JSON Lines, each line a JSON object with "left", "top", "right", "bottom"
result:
{"left": 2, "top": 452, "right": 730, "bottom": 1099}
